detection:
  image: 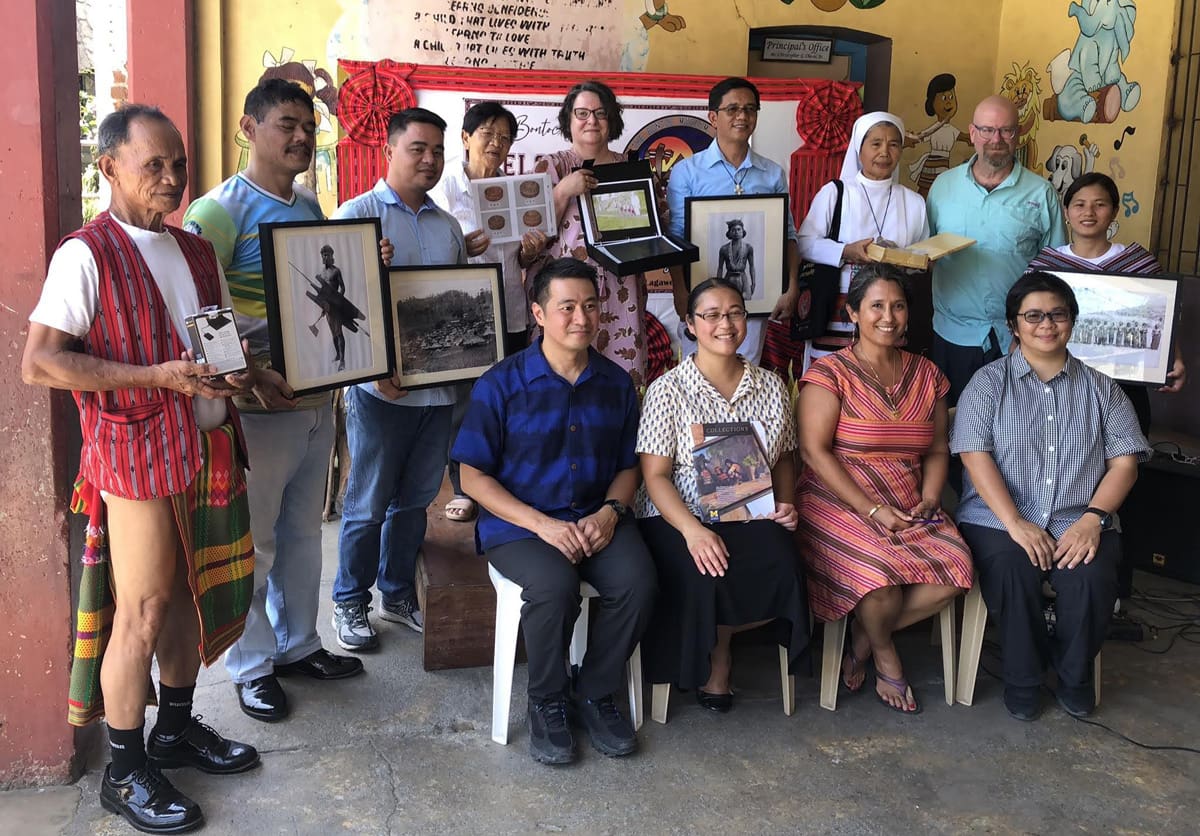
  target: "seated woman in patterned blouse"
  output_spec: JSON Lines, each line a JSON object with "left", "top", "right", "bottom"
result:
{"left": 636, "top": 278, "right": 810, "bottom": 713}
{"left": 952, "top": 271, "right": 1150, "bottom": 721}
{"left": 797, "top": 264, "right": 972, "bottom": 714}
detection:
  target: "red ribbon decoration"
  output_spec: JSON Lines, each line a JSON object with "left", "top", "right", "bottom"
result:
{"left": 337, "top": 60, "right": 417, "bottom": 146}
{"left": 794, "top": 80, "right": 863, "bottom": 151}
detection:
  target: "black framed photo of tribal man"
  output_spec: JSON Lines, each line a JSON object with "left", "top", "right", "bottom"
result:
{"left": 685, "top": 193, "right": 788, "bottom": 317}
{"left": 1046, "top": 269, "right": 1181, "bottom": 387}
{"left": 261, "top": 218, "right": 394, "bottom": 396}
{"left": 389, "top": 263, "right": 507, "bottom": 389}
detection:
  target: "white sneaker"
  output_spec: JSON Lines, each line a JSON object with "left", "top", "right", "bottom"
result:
{"left": 332, "top": 601, "right": 378, "bottom": 651}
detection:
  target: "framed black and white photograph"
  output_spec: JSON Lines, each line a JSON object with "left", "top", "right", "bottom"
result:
{"left": 261, "top": 218, "right": 393, "bottom": 395}
{"left": 389, "top": 264, "right": 507, "bottom": 389}
{"left": 685, "top": 194, "right": 788, "bottom": 317}
{"left": 1047, "top": 269, "right": 1181, "bottom": 386}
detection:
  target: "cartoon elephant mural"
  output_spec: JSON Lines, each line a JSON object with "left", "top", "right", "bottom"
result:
{"left": 1050, "top": 0, "right": 1140, "bottom": 124}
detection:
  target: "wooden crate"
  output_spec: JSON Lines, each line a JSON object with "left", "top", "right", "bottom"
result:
{"left": 415, "top": 479, "right": 524, "bottom": 671}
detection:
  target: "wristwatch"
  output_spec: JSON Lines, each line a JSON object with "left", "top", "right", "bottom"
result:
{"left": 603, "top": 499, "right": 629, "bottom": 519}
{"left": 1082, "top": 507, "right": 1113, "bottom": 530}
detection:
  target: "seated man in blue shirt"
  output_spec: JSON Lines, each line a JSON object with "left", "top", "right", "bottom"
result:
{"left": 453, "top": 257, "right": 656, "bottom": 766}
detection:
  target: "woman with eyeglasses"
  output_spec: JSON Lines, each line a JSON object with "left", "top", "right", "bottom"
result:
{"left": 796, "top": 264, "right": 971, "bottom": 714}
{"left": 951, "top": 271, "right": 1150, "bottom": 721}
{"left": 636, "top": 278, "right": 809, "bottom": 713}
{"left": 797, "top": 111, "right": 930, "bottom": 371}
{"left": 533, "top": 80, "right": 649, "bottom": 387}
{"left": 431, "top": 101, "right": 551, "bottom": 523}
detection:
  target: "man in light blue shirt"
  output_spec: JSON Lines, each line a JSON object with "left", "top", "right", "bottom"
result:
{"left": 927, "top": 95, "right": 1066, "bottom": 404}
{"left": 330, "top": 108, "right": 470, "bottom": 650}
{"left": 666, "top": 77, "right": 802, "bottom": 365}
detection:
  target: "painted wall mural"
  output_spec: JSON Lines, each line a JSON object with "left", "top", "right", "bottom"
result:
{"left": 1044, "top": 0, "right": 1140, "bottom": 124}
{"left": 904, "top": 73, "right": 969, "bottom": 197}
{"left": 235, "top": 47, "right": 341, "bottom": 196}
{"left": 1045, "top": 133, "right": 1101, "bottom": 200}
{"left": 806, "top": 0, "right": 888, "bottom": 9}
{"left": 999, "top": 61, "right": 1044, "bottom": 174}
{"left": 324, "top": 0, "right": 690, "bottom": 75}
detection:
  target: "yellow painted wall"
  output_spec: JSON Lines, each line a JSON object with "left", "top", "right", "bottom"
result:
{"left": 195, "top": 0, "right": 1179, "bottom": 236}
{"left": 992, "top": 0, "right": 1176, "bottom": 247}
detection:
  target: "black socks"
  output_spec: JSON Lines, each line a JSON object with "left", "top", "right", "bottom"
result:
{"left": 107, "top": 725, "right": 146, "bottom": 781}
{"left": 154, "top": 683, "right": 196, "bottom": 738}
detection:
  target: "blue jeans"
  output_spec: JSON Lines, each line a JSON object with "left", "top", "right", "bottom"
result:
{"left": 333, "top": 386, "right": 452, "bottom": 606}
{"left": 225, "top": 403, "right": 334, "bottom": 683}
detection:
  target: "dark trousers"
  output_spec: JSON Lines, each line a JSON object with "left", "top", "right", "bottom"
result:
{"left": 935, "top": 331, "right": 1003, "bottom": 494}
{"left": 486, "top": 518, "right": 657, "bottom": 700}
{"left": 932, "top": 330, "right": 1003, "bottom": 408}
{"left": 961, "top": 523, "right": 1118, "bottom": 692}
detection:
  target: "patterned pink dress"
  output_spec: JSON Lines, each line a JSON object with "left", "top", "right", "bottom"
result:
{"left": 535, "top": 149, "right": 647, "bottom": 387}
{"left": 797, "top": 348, "right": 973, "bottom": 622}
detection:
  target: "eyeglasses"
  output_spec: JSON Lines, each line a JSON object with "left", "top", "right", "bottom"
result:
{"left": 972, "top": 124, "right": 1019, "bottom": 140}
{"left": 475, "top": 129, "right": 513, "bottom": 146}
{"left": 572, "top": 107, "right": 608, "bottom": 121}
{"left": 1016, "top": 309, "right": 1071, "bottom": 324}
{"left": 693, "top": 310, "right": 748, "bottom": 323}
{"left": 714, "top": 104, "right": 759, "bottom": 117}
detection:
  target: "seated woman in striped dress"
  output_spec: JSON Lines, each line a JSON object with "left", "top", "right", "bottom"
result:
{"left": 796, "top": 264, "right": 973, "bottom": 714}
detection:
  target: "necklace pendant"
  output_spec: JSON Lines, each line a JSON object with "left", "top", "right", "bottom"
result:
{"left": 735, "top": 184, "right": 743, "bottom": 195}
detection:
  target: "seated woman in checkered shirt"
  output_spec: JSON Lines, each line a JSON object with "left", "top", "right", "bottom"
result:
{"left": 951, "top": 271, "right": 1151, "bottom": 722}
{"left": 635, "top": 278, "right": 810, "bottom": 714}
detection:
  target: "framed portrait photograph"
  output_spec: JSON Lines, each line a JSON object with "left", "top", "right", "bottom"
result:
{"left": 1046, "top": 269, "right": 1181, "bottom": 386}
{"left": 389, "top": 264, "right": 507, "bottom": 389}
{"left": 261, "top": 218, "right": 394, "bottom": 396}
{"left": 685, "top": 193, "right": 788, "bottom": 317}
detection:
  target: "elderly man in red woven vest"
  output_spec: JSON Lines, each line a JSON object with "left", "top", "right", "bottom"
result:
{"left": 22, "top": 106, "right": 265, "bottom": 834}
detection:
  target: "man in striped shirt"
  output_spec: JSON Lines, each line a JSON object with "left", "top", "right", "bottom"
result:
{"left": 184, "top": 79, "right": 364, "bottom": 724}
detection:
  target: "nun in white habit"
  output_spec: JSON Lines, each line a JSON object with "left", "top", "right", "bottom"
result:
{"left": 798, "top": 111, "right": 929, "bottom": 368}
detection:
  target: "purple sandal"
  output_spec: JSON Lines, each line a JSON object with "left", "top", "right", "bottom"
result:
{"left": 875, "top": 670, "right": 922, "bottom": 715}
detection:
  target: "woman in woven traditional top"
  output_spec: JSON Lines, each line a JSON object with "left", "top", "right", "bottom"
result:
{"left": 1026, "top": 172, "right": 1186, "bottom": 433}
{"left": 796, "top": 264, "right": 972, "bottom": 714}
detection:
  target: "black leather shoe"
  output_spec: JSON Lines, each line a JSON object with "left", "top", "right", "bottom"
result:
{"left": 99, "top": 764, "right": 204, "bottom": 834}
{"left": 274, "top": 648, "right": 364, "bottom": 680}
{"left": 1003, "top": 685, "right": 1042, "bottom": 722}
{"left": 235, "top": 675, "right": 289, "bottom": 722}
{"left": 148, "top": 716, "right": 260, "bottom": 774}
{"left": 696, "top": 689, "right": 733, "bottom": 713}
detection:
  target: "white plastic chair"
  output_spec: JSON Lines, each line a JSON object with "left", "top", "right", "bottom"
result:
{"left": 488, "top": 564, "right": 643, "bottom": 745}
{"left": 650, "top": 644, "right": 794, "bottom": 723}
{"left": 819, "top": 602, "right": 957, "bottom": 711}
{"left": 956, "top": 579, "right": 1101, "bottom": 707}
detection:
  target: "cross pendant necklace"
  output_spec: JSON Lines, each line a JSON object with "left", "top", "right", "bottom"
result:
{"left": 723, "top": 161, "right": 749, "bottom": 195}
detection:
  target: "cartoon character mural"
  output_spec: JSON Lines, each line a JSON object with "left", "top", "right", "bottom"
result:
{"left": 235, "top": 48, "right": 341, "bottom": 195}
{"left": 806, "top": 0, "right": 888, "bottom": 9}
{"left": 1045, "top": 133, "right": 1101, "bottom": 200}
{"left": 999, "top": 62, "right": 1044, "bottom": 175}
{"left": 1044, "top": 0, "right": 1140, "bottom": 124}
{"left": 622, "top": 0, "right": 687, "bottom": 71}
{"left": 905, "top": 73, "right": 969, "bottom": 197}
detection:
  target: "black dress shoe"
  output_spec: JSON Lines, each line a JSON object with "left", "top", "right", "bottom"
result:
{"left": 100, "top": 764, "right": 204, "bottom": 834}
{"left": 696, "top": 689, "right": 733, "bottom": 713}
{"left": 274, "top": 648, "right": 364, "bottom": 680}
{"left": 148, "top": 716, "right": 260, "bottom": 774}
{"left": 235, "top": 675, "right": 289, "bottom": 722}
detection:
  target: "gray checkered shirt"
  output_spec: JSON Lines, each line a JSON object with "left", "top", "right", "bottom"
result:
{"left": 950, "top": 350, "right": 1150, "bottom": 537}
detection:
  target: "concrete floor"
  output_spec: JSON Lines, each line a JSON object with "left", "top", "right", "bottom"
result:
{"left": 3, "top": 521, "right": 1198, "bottom": 836}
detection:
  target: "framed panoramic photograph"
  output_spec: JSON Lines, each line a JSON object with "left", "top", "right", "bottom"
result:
{"left": 1046, "top": 269, "right": 1181, "bottom": 386}
{"left": 389, "top": 263, "right": 507, "bottom": 389}
{"left": 685, "top": 193, "right": 788, "bottom": 317}
{"left": 261, "top": 218, "right": 394, "bottom": 396}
